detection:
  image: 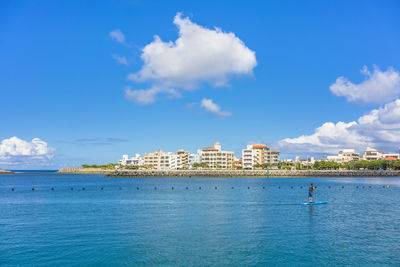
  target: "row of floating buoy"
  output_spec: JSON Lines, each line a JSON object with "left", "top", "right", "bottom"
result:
{"left": 9, "top": 185, "right": 391, "bottom": 191}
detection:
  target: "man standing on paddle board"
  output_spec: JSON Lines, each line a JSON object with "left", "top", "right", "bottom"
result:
{"left": 309, "top": 183, "right": 317, "bottom": 203}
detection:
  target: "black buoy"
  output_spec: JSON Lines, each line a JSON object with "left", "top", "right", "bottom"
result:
{"left": 171, "top": 186, "right": 174, "bottom": 190}
{"left": 101, "top": 187, "right": 104, "bottom": 190}
{"left": 342, "top": 186, "right": 344, "bottom": 189}
{"left": 32, "top": 188, "right": 35, "bottom": 191}
{"left": 356, "top": 186, "right": 359, "bottom": 188}
{"left": 154, "top": 186, "right": 157, "bottom": 190}
{"left": 278, "top": 186, "right": 280, "bottom": 189}
{"left": 232, "top": 186, "right": 234, "bottom": 189}
{"left": 136, "top": 187, "right": 139, "bottom": 190}
{"left": 248, "top": 186, "right": 250, "bottom": 189}
{"left": 82, "top": 187, "right": 86, "bottom": 191}
{"left": 263, "top": 186, "right": 265, "bottom": 189}
{"left": 328, "top": 186, "right": 331, "bottom": 189}
{"left": 199, "top": 186, "right": 201, "bottom": 190}
{"left": 11, "top": 188, "right": 14, "bottom": 191}
{"left": 300, "top": 186, "right": 303, "bottom": 189}
{"left": 291, "top": 186, "right": 293, "bottom": 189}
{"left": 70, "top": 187, "right": 73, "bottom": 191}
{"left": 51, "top": 187, "right": 54, "bottom": 191}
{"left": 215, "top": 186, "right": 217, "bottom": 190}
{"left": 186, "top": 187, "right": 188, "bottom": 190}
{"left": 369, "top": 186, "right": 371, "bottom": 188}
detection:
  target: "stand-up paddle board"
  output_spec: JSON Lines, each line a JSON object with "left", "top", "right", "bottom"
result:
{"left": 299, "top": 201, "right": 327, "bottom": 205}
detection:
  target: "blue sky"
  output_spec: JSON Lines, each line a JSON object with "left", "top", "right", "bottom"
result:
{"left": 1, "top": 0, "right": 400, "bottom": 169}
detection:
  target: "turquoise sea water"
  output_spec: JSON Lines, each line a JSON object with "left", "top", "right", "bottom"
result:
{"left": 1, "top": 172, "right": 400, "bottom": 266}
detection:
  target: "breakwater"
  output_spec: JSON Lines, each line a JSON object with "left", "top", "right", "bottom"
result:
{"left": 57, "top": 167, "right": 114, "bottom": 174}
{"left": 102, "top": 169, "right": 400, "bottom": 177}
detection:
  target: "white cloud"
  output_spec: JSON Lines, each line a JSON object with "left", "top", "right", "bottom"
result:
{"left": 201, "top": 98, "right": 232, "bottom": 118}
{"left": 330, "top": 65, "right": 400, "bottom": 104}
{"left": 278, "top": 99, "right": 400, "bottom": 154}
{"left": 126, "top": 13, "right": 257, "bottom": 104}
{"left": 112, "top": 54, "right": 129, "bottom": 66}
{"left": 125, "top": 86, "right": 180, "bottom": 105}
{"left": 109, "top": 29, "right": 126, "bottom": 44}
{"left": 0, "top": 137, "right": 55, "bottom": 166}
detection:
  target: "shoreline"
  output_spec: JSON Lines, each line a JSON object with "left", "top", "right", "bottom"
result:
{"left": 0, "top": 170, "right": 14, "bottom": 174}
{"left": 57, "top": 168, "right": 400, "bottom": 177}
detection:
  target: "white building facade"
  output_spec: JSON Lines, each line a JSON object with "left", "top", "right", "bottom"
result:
{"left": 363, "top": 147, "right": 400, "bottom": 161}
{"left": 118, "top": 154, "right": 143, "bottom": 166}
{"left": 143, "top": 150, "right": 179, "bottom": 170}
{"left": 327, "top": 149, "right": 360, "bottom": 163}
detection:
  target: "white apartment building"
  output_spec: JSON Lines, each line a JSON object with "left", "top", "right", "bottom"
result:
{"left": 242, "top": 144, "right": 280, "bottom": 169}
{"left": 327, "top": 149, "right": 360, "bottom": 163}
{"left": 143, "top": 150, "right": 179, "bottom": 170}
{"left": 188, "top": 152, "right": 202, "bottom": 166}
{"left": 363, "top": 147, "right": 400, "bottom": 161}
{"left": 200, "top": 142, "right": 234, "bottom": 169}
{"left": 118, "top": 154, "right": 143, "bottom": 166}
{"left": 295, "top": 156, "right": 316, "bottom": 166}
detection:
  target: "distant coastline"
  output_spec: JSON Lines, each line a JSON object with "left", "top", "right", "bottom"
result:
{"left": 0, "top": 169, "right": 13, "bottom": 174}
{"left": 57, "top": 168, "right": 400, "bottom": 177}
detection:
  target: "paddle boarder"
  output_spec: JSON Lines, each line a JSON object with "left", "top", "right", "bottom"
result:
{"left": 308, "top": 183, "right": 317, "bottom": 203}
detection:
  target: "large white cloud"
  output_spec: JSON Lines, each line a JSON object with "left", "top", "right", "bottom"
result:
{"left": 0, "top": 137, "right": 54, "bottom": 166}
{"left": 201, "top": 98, "right": 232, "bottom": 118}
{"left": 125, "top": 13, "right": 257, "bottom": 104}
{"left": 278, "top": 99, "right": 400, "bottom": 154}
{"left": 330, "top": 66, "right": 400, "bottom": 104}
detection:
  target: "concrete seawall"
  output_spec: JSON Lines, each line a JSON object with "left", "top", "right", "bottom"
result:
{"left": 58, "top": 167, "right": 400, "bottom": 177}
{"left": 104, "top": 169, "right": 400, "bottom": 177}
{"left": 57, "top": 167, "right": 114, "bottom": 174}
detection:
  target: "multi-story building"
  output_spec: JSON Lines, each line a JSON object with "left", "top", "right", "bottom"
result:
{"left": 327, "top": 149, "right": 360, "bottom": 163}
{"left": 200, "top": 142, "right": 234, "bottom": 169}
{"left": 270, "top": 151, "right": 280, "bottom": 164}
{"left": 295, "top": 156, "right": 315, "bottom": 166}
{"left": 143, "top": 150, "right": 179, "bottom": 170}
{"left": 242, "top": 144, "right": 280, "bottom": 169}
{"left": 119, "top": 154, "right": 143, "bottom": 166}
{"left": 363, "top": 147, "right": 383, "bottom": 161}
{"left": 176, "top": 149, "right": 190, "bottom": 169}
{"left": 188, "top": 152, "right": 201, "bottom": 166}
{"left": 363, "top": 147, "right": 400, "bottom": 161}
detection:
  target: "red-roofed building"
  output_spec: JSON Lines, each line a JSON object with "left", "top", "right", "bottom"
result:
{"left": 383, "top": 157, "right": 398, "bottom": 161}
{"left": 200, "top": 142, "right": 234, "bottom": 169}
{"left": 242, "top": 144, "right": 280, "bottom": 169}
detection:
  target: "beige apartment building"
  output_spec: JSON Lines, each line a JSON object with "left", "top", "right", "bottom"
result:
{"left": 242, "top": 144, "right": 280, "bottom": 169}
{"left": 143, "top": 150, "right": 178, "bottom": 170}
{"left": 200, "top": 142, "right": 234, "bottom": 169}
{"left": 176, "top": 149, "right": 190, "bottom": 169}
{"left": 327, "top": 149, "right": 360, "bottom": 163}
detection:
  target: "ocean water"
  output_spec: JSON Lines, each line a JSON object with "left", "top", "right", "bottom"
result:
{"left": 1, "top": 173, "right": 400, "bottom": 266}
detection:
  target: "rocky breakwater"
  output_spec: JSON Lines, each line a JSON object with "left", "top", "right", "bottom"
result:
{"left": 106, "top": 169, "right": 400, "bottom": 178}
{"left": 57, "top": 167, "right": 114, "bottom": 174}
{"left": 0, "top": 169, "right": 13, "bottom": 174}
